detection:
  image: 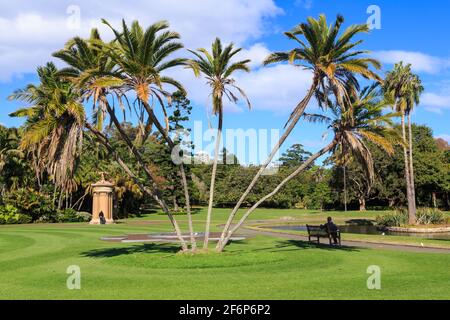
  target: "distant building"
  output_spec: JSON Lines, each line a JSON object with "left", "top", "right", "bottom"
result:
{"left": 194, "top": 151, "right": 211, "bottom": 164}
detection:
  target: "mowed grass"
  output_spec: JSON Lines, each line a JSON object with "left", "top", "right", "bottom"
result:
{"left": 0, "top": 207, "right": 449, "bottom": 300}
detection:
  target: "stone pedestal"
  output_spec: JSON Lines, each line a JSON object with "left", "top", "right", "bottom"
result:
{"left": 90, "top": 178, "right": 115, "bottom": 225}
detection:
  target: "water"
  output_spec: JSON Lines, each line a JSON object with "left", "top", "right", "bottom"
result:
{"left": 267, "top": 224, "right": 450, "bottom": 240}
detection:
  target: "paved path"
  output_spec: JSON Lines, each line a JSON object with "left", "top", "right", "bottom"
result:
{"left": 242, "top": 227, "right": 450, "bottom": 254}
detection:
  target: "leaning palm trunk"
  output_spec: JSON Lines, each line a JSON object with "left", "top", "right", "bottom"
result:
{"left": 217, "top": 77, "right": 318, "bottom": 249}
{"left": 141, "top": 100, "right": 197, "bottom": 251}
{"left": 401, "top": 112, "right": 416, "bottom": 224}
{"left": 204, "top": 108, "right": 223, "bottom": 249}
{"left": 217, "top": 141, "right": 335, "bottom": 251}
{"left": 85, "top": 122, "right": 189, "bottom": 251}
{"left": 407, "top": 113, "right": 417, "bottom": 219}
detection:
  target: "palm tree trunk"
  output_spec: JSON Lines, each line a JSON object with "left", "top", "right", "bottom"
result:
{"left": 204, "top": 108, "right": 223, "bottom": 249}
{"left": 85, "top": 122, "right": 189, "bottom": 251}
{"left": 217, "top": 140, "right": 334, "bottom": 251}
{"left": 407, "top": 113, "right": 417, "bottom": 218}
{"left": 141, "top": 100, "right": 196, "bottom": 251}
{"left": 217, "top": 77, "right": 319, "bottom": 250}
{"left": 343, "top": 165, "right": 347, "bottom": 212}
{"left": 103, "top": 100, "right": 158, "bottom": 184}
{"left": 401, "top": 112, "right": 416, "bottom": 224}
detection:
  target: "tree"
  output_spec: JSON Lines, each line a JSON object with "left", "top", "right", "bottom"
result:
{"left": 53, "top": 24, "right": 191, "bottom": 251}
{"left": 187, "top": 38, "right": 251, "bottom": 249}
{"left": 279, "top": 144, "right": 312, "bottom": 167}
{"left": 384, "top": 62, "right": 424, "bottom": 224}
{"left": 100, "top": 19, "right": 197, "bottom": 250}
{"left": 218, "top": 14, "right": 382, "bottom": 249}
{"left": 9, "top": 63, "right": 85, "bottom": 208}
{"left": 217, "top": 83, "right": 399, "bottom": 251}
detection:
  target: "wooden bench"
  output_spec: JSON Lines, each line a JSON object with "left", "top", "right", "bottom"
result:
{"left": 306, "top": 224, "right": 341, "bottom": 246}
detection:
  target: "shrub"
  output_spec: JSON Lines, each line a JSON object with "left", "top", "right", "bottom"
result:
{"left": 416, "top": 208, "right": 447, "bottom": 225}
{"left": 376, "top": 208, "right": 448, "bottom": 227}
{"left": 0, "top": 205, "right": 32, "bottom": 224}
{"left": 56, "top": 208, "right": 91, "bottom": 222}
{"left": 2, "top": 188, "right": 54, "bottom": 222}
{"left": 376, "top": 209, "right": 408, "bottom": 227}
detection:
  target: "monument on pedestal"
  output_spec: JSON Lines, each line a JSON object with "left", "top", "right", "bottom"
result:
{"left": 90, "top": 173, "right": 115, "bottom": 225}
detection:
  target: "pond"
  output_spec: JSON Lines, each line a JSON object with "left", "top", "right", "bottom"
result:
{"left": 266, "top": 224, "right": 450, "bottom": 240}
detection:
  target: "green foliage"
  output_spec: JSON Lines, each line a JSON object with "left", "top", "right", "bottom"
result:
{"left": 376, "top": 208, "right": 447, "bottom": 227}
{"left": 375, "top": 210, "right": 409, "bottom": 227}
{"left": 416, "top": 208, "right": 447, "bottom": 225}
{"left": 55, "top": 208, "right": 91, "bottom": 223}
{"left": 0, "top": 205, "right": 32, "bottom": 224}
{"left": 2, "top": 188, "right": 54, "bottom": 222}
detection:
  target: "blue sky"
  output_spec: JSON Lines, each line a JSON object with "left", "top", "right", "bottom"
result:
{"left": 1, "top": 0, "right": 449, "bottom": 164}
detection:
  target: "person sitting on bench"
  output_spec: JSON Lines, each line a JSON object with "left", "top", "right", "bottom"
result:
{"left": 322, "top": 217, "right": 339, "bottom": 245}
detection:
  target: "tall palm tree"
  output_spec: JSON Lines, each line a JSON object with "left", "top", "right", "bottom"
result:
{"left": 9, "top": 62, "right": 85, "bottom": 203}
{"left": 218, "top": 14, "right": 382, "bottom": 249}
{"left": 384, "top": 62, "right": 423, "bottom": 224}
{"left": 53, "top": 28, "right": 189, "bottom": 251}
{"left": 187, "top": 38, "right": 251, "bottom": 249}
{"left": 99, "top": 19, "right": 197, "bottom": 250}
{"left": 217, "top": 84, "right": 400, "bottom": 251}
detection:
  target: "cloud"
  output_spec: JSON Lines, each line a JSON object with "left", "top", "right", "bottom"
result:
{"left": 0, "top": 0, "right": 282, "bottom": 81}
{"left": 421, "top": 92, "right": 450, "bottom": 113}
{"left": 239, "top": 43, "right": 272, "bottom": 69}
{"left": 235, "top": 64, "right": 314, "bottom": 114}
{"left": 373, "top": 50, "right": 450, "bottom": 74}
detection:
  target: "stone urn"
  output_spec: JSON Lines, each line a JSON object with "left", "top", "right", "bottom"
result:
{"left": 90, "top": 176, "right": 115, "bottom": 225}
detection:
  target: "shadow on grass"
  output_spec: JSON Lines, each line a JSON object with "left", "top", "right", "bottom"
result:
{"left": 274, "top": 240, "right": 360, "bottom": 252}
{"left": 81, "top": 243, "right": 180, "bottom": 258}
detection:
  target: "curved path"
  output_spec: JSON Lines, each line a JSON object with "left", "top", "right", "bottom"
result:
{"left": 242, "top": 227, "right": 450, "bottom": 254}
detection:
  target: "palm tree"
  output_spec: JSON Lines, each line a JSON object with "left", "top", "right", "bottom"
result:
{"left": 53, "top": 28, "right": 190, "bottom": 251}
{"left": 384, "top": 62, "right": 423, "bottom": 224}
{"left": 187, "top": 38, "right": 251, "bottom": 249}
{"left": 99, "top": 19, "right": 197, "bottom": 250}
{"left": 9, "top": 62, "right": 85, "bottom": 206}
{"left": 218, "top": 14, "right": 382, "bottom": 249}
{"left": 217, "top": 84, "right": 400, "bottom": 251}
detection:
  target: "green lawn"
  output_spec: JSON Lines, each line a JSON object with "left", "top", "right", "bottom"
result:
{"left": 0, "top": 208, "right": 449, "bottom": 299}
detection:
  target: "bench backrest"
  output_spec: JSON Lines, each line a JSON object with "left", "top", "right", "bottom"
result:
{"left": 306, "top": 224, "right": 329, "bottom": 235}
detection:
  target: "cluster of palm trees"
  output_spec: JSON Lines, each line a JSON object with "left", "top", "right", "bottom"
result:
{"left": 9, "top": 14, "right": 423, "bottom": 253}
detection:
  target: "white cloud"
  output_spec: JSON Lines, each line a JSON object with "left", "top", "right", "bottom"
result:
{"left": 421, "top": 92, "right": 450, "bottom": 113}
{"left": 235, "top": 64, "right": 314, "bottom": 114}
{"left": 0, "top": 0, "right": 282, "bottom": 81}
{"left": 239, "top": 43, "right": 272, "bottom": 69}
{"left": 373, "top": 50, "right": 450, "bottom": 74}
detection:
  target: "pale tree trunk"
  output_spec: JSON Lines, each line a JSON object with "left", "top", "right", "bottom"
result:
{"left": 204, "top": 108, "right": 223, "bottom": 249}
{"left": 141, "top": 100, "right": 197, "bottom": 251}
{"left": 401, "top": 112, "right": 416, "bottom": 224}
{"left": 359, "top": 197, "right": 366, "bottom": 211}
{"left": 217, "top": 141, "right": 334, "bottom": 252}
{"left": 407, "top": 113, "right": 417, "bottom": 217}
{"left": 173, "top": 196, "right": 180, "bottom": 212}
{"left": 217, "top": 77, "right": 319, "bottom": 250}
{"left": 85, "top": 122, "right": 189, "bottom": 251}
{"left": 432, "top": 192, "right": 437, "bottom": 208}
